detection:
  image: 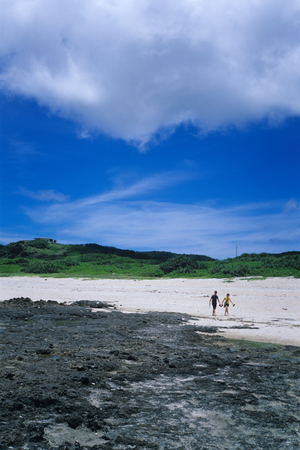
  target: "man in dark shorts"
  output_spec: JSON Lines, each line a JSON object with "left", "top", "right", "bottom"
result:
{"left": 209, "top": 291, "right": 220, "bottom": 316}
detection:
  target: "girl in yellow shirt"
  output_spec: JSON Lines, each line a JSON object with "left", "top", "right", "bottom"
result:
{"left": 222, "top": 293, "right": 235, "bottom": 316}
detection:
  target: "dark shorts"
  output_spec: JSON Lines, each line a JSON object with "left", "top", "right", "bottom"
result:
{"left": 212, "top": 300, "right": 217, "bottom": 309}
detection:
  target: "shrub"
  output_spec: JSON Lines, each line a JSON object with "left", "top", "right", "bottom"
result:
{"left": 63, "top": 258, "right": 80, "bottom": 267}
{"left": 159, "top": 255, "right": 199, "bottom": 274}
{"left": 210, "top": 262, "right": 225, "bottom": 274}
{"left": 27, "top": 239, "right": 49, "bottom": 249}
{"left": 3, "top": 242, "right": 29, "bottom": 258}
{"left": 198, "top": 262, "right": 208, "bottom": 270}
{"left": 25, "top": 261, "right": 60, "bottom": 274}
{"left": 210, "top": 262, "right": 251, "bottom": 277}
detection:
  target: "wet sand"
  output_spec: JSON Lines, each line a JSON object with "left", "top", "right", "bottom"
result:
{"left": 1, "top": 276, "right": 299, "bottom": 346}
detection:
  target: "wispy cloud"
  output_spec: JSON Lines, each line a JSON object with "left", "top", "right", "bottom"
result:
{"left": 24, "top": 172, "right": 190, "bottom": 215}
{"left": 20, "top": 188, "right": 70, "bottom": 203}
{"left": 23, "top": 176, "right": 300, "bottom": 258}
{"left": 2, "top": 1, "right": 300, "bottom": 144}
{"left": 9, "top": 139, "right": 38, "bottom": 157}
{"left": 284, "top": 198, "right": 300, "bottom": 213}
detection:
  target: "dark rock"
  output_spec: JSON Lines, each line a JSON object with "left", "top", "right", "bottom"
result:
{"left": 66, "top": 413, "right": 83, "bottom": 429}
{"left": 36, "top": 348, "right": 52, "bottom": 355}
{"left": 32, "top": 396, "right": 57, "bottom": 407}
{"left": 1, "top": 297, "right": 33, "bottom": 308}
{"left": 0, "top": 297, "right": 299, "bottom": 449}
{"left": 72, "top": 300, "right": 112, "bottom": 309}
{"left": 80, "top": 376, "right": 90, "bottom": 385}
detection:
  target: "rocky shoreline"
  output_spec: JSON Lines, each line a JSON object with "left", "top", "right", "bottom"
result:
{"left": 0, "top": 297, "right": 299, "bottom": 449}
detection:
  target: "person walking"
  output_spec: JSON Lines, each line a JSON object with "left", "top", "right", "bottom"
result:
{"left": 209, "top": 291, "right": 220, "bottom": 316}
{"left": 222, "top": 293, "right": 235, "bottom": 316}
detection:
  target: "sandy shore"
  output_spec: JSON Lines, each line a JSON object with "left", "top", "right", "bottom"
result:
{"left": 1, "top": 276, "right": 299, "bottom": 346}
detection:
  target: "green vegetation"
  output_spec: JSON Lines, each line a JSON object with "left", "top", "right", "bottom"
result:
{"left": 0, "top": 239, "right": 299, "bottom": 279}
{"left": 159, "top": 255, "right": 206, "bottom": 274}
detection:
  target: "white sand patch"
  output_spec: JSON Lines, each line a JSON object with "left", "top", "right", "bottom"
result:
{"left": 0, "top": 276, "right": 299, "bottom": 346}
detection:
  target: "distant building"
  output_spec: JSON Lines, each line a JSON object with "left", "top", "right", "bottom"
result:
{"left": 34, "top": 238, "right": 56, "bottom": 243}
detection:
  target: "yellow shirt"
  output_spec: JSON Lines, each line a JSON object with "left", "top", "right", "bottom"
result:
{"left": 224, "top": 296, "right": 231, "bottom": 305}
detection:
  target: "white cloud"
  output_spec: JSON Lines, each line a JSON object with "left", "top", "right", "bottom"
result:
{"left": 284, "top": 198, "right": 300, "bottom": 213}
{"left": 21, "top": 188, "right": 70, "bottom": 202}
{"left": 1, "top": 0, "right": 300, "bottom": 144}
{"left": 23, "top": 178, "right": 300, "bottom": 258}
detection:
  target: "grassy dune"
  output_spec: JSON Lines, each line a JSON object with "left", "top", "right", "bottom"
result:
{"left": 0, "top": 239, "right": 299, "bottom": 279}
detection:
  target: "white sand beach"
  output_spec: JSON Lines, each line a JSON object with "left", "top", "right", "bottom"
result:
{"left": 1, "top": 276, "right": 299, "bottom": 346}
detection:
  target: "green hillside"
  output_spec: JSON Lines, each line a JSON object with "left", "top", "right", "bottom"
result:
{"left": 0, "top": 238, "right": 299, "bottom": 278}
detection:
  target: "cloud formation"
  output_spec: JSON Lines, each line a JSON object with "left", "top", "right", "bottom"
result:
{"left": 23, "top": 178, "right": 300, "bottom": 258}
{"left": 284, "top": 198, "right": 300, "bottom": 213}
{"left": 1, "top": 0, "right": 300, "bottom": 144}
{"left": 20, "top": 189, "right": 70, "bottom": 203}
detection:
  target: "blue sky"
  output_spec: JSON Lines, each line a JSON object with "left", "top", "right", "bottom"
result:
{"left": 0, "top": 0, "right": 300, "bottom": 259}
